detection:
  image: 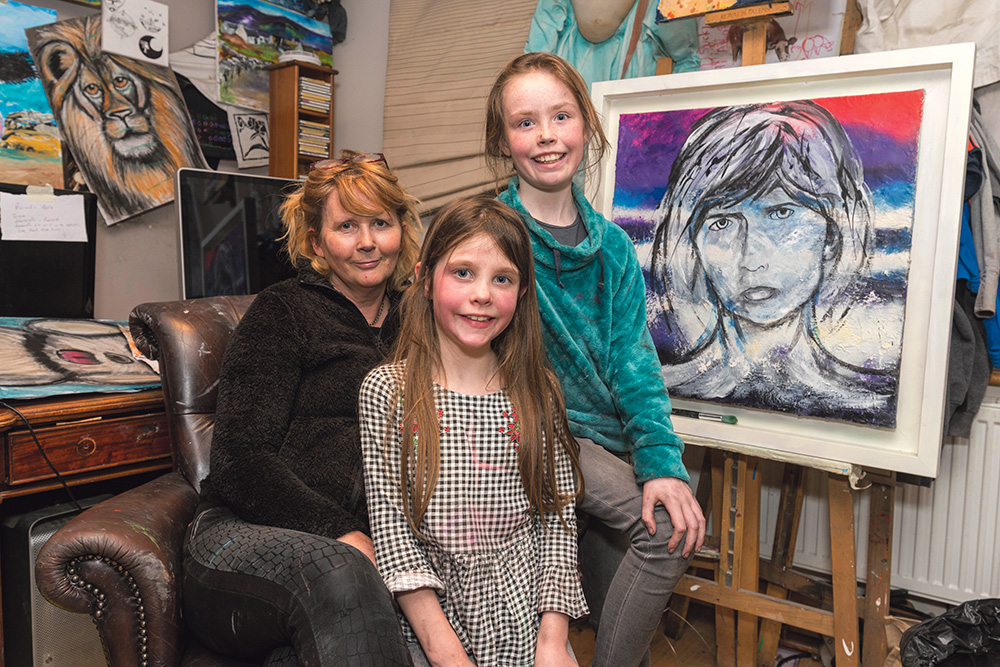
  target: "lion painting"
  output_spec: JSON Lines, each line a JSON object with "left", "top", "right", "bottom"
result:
{"left": 26, "top": 16, "right": 208, "bottom": 224}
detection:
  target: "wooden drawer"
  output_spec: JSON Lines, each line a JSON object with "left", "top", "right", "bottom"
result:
{"left": 6, "top": 413, "right": 170, "bottom": 485}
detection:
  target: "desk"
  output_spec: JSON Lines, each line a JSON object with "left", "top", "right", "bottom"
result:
{"left": 0, "top": 389, "right": 171, "bottom": 667}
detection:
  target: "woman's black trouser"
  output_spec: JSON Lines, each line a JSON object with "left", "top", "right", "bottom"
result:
{"left": 183, "top": 504, "right": 412, "bottom": 667}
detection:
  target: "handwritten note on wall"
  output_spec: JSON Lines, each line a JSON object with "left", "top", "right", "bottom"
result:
{"left": 0, "top": 192, "right": 87, "bottom": 242}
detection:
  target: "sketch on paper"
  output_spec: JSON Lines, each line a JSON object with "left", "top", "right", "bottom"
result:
{"left": 26, "top": 16, "right": 209, "bottom": 225}
{"left": 0, "top": 1, "right": 62, "bottom": 189}
{"left": 0, "top": 318, "right": 159, "bottom": 400}
{"left": 613, "top": 92, "right": 924, "bottom": 428}
{"left": 228, "top": 109, "right": 269, "bottom": 168}
{"left": 217, "top": 0, "right": 333, "bottom": 111}
{"left": 102, "top": 0, "right": 170, "bottom": 67}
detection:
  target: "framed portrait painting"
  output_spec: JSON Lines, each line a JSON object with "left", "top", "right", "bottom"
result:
{"left": 591, "top": 43, "right": 975, "bottom": 477}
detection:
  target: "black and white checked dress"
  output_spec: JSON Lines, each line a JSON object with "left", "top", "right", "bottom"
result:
{"left": 359, "top": 362, "right": 588, "bottom": 666}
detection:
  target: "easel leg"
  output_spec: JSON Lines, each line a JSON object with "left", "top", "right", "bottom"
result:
{"left": 828, "top": 474, "right": 860, "bottom": 667}
{"left": 736, "top": 456, "right": 762, "bottom": 665}
{"left": 714, "top": 450, "right": 736, "bottom": 666}
{"left": 863, "top": 480, "right": 895, "bottom": 667}
{"left": 741, "top": 21, "right": 769, "bottom": 66}
{"left": 757, "top": 464, "right": 806, "bottom": 666}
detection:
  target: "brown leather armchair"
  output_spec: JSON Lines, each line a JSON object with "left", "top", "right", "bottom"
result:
{"left": 34, "top": 296, "right": 259, "bottom": 667}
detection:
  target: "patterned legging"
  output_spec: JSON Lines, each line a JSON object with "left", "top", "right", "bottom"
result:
{"left": 183, "top": 505, "right": 412, "bottom": 667}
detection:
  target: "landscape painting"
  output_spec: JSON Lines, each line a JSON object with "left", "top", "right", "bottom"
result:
{"left": 611, "top": 91, "right": 924, "bottom": 428}
{"left": 217, "top": 0, "right": 333, "bottom": 111}
{"left": 0, "top": 1, "right": 62, "bottom": 189}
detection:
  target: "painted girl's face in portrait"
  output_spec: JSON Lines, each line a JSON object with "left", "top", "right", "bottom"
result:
{"left": 694, "top": 189, "right": 829, "bottom": 326}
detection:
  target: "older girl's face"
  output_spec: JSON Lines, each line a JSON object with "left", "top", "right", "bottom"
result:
{"left": 310, "top": 188, "right": 402, "bottom": 298}
{"left": 693, "top": 189, "right": 829, "bottom": 326}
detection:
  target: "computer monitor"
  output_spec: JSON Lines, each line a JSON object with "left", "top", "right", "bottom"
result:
{"left": 176, "top": 168, "right": 298, "bottom": 299}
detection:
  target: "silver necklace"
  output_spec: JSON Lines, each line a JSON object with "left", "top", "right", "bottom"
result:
{"left": 369, "top": 293, "right": 386, "bottom": 326}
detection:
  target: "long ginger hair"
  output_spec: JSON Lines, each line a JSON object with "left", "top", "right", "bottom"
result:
{"left": 392, "top": 196, "right": 582, "bottom": 535}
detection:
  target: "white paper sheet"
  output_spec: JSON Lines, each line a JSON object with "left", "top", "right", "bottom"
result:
{"left": 102, "top": 0, "right": 169, "bottom": 67}
{"left": 0, "top": 192, "right": 87, "bottom": 242}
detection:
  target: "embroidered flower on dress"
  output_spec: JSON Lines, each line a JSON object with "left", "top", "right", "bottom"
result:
{"left": 498, "top": 409, "right": 520, "bottom": 451}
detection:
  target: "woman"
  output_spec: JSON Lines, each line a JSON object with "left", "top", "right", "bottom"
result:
{"left": 181, "top": 151, "right": 420, "bottom": 666}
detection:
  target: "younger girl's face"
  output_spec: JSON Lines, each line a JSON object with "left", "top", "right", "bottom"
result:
{"left": 693, "top": 189, "right": 829, "bottom": 326}
{"left": 500, "top": 70, "right": 587, "bottom": 198}
{"left": 429, "top": 233, "right": 522, "bottom": 359}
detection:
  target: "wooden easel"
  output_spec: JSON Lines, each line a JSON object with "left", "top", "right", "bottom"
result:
{"left": 672, "top": 443, "right": 875, "bottom": 666}
{"left": 655, "top": 5, "right": 894, "bottom": 665}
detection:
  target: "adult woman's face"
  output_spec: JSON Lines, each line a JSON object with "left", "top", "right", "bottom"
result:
{"left": 310, "top": 188, "right": 402, "bottom": 299}
{"left": 693, "top": 189, "right": 829, "bottom": 326}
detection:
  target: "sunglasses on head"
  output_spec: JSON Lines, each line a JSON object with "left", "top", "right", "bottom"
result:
{"left": 310, "top": 152, "right": 389, "bottom": 171}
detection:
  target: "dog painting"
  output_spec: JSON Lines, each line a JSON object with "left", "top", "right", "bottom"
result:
{"left": 26, "top": 16, "right": 208, "bottom": 225}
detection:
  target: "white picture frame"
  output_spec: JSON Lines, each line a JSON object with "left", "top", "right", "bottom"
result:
{"left": 591, "top": 43, "right": 975, "bottom": 477}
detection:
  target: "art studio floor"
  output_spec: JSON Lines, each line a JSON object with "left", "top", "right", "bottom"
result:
{"left": 567, "top": 601, "right": 827, "bottom": 667}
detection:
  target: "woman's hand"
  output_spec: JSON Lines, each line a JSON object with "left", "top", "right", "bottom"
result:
{"left": 337, "top": 530, "right": 376, "bottom": 565}
{"left": 534, "top": 612, "right": 576, "bottom": 667}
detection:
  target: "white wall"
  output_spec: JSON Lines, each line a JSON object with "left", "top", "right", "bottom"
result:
{"left": 35, "top": 0, "right": 390, "bottom": 319}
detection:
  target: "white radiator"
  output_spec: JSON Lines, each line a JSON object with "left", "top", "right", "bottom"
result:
{"left": 689, "top": 394, "right": 1000, "bottom": 605}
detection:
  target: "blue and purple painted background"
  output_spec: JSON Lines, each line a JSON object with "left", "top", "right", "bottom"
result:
{"left": 612, "top": 90, "right": 924, "bottom": 426}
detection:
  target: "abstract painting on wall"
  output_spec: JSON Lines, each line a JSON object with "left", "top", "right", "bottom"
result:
{"left": 0, "top": 1, "right": 62, "bottom": 189}
{"left": 26, "top": 16, "right": 209, "bottom": 225}
{"left": 216, "top": 0, "right": 333, "bottom": 112}
{"left": 612, "top": 91, "right": 922, "bottom": 429}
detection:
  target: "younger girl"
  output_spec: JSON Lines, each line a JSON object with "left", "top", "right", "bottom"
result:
{"left": 359, "top": 197, "right": 587, "bottom": 666}
{"left": 485, "top": 52, "right": 705, "bottom": 667}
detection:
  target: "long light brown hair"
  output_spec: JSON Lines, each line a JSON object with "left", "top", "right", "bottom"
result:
{"left": 392, "top": 197, "right": 582, "bottom": 535}
{"left": 484, "top": 52, "right": 610, "bottom": 184}
{"left": 279, "top": 151, "right": 421, "bottom": 291}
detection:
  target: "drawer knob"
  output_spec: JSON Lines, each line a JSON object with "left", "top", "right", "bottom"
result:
{"left": 76, "top": 437, "right": 97, "bottom": 456}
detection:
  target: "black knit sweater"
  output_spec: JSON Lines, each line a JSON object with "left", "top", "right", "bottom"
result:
{"left": 201, "top": 265, "right": 401, "bottom": 539}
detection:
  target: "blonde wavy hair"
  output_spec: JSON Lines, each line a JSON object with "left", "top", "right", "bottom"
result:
{"left": 279, "top": 151, "right": 421, "bottom": 291}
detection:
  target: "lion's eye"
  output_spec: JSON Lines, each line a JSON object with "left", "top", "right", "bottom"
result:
{"left": 82, "top": 83, "right": 101, "bottom": 97}
{"left": 112, "top": 76, "right": 132, "bottom": 91}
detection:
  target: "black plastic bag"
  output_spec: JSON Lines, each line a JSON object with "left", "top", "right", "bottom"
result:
{"left": 899, "top": 598, "right": 1000, "bottom": 666}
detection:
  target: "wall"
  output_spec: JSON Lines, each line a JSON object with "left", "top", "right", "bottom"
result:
{"left": 36, "top": 0, "right": 390, "bottom": 319}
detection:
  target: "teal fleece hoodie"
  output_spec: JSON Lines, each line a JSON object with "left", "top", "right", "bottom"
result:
{"left": 499, "top": 178, "right": 688, "bottom": 483}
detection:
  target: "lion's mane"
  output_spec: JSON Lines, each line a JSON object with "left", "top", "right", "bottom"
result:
{"left": 29, "top": 16, "right": 207, "bottom": 222}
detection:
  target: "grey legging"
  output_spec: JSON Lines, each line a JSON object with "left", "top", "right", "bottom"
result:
{"left": 182, "top": 505, "right": 412, "bottom": 667}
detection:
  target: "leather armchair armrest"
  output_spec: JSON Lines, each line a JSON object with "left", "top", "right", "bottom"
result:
{"left": 35, "top": 472, "right": 200, "bottom": 667}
